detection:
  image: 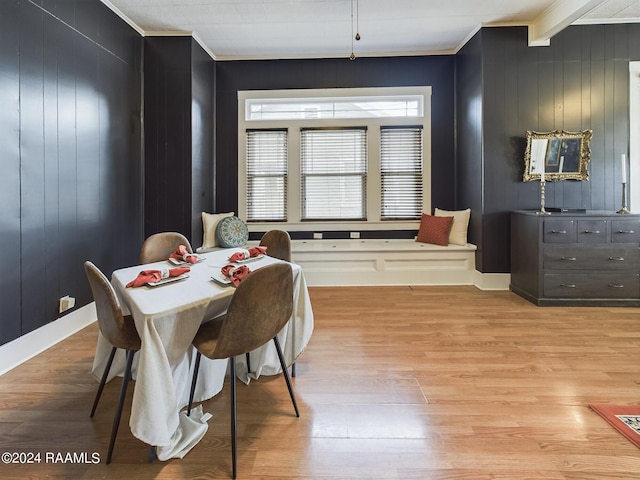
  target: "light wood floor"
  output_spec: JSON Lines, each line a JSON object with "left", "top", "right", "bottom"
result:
{"left": 1, "top": 286, "right": 639, "bottom": 479}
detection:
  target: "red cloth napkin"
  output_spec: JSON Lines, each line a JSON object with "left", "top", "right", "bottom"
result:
{"left": 169, "top": 245, "right": 198, "bottom": 264}
{"left": 126, "top": 267, "right": 190, "bottom": 288}
{"left": 220, "top": 264, "right": 250, "bottom": 286}
{"left": 227, "top": 246, "right": 267, "bottom": 262}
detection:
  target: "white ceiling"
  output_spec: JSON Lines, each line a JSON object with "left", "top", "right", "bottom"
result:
{"left": 102, "top": 0, "right": 640, "bottom": 60}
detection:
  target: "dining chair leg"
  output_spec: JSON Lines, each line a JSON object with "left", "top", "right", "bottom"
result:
{"left": 91, "top": 346, "right": 117, "bottom": 417}
{"left": 291, "top": 362, "right": 296, "bottom": 377}
{"left": 106, "top": 348, "right": 135, "bottom": 465}
{"left": 187, "top": 352, "right": 202, "bottom": 417}
{"left": 229, "top": 357, "right": 237, "bottom": 479}
{"left": 148, "top": 445, "right": 157, "bottom": 463}
{"left": 245, "top": 352, "right": 251, "bottom": 374}
{"left": 272, "top": 336, "right": 299, "bottom": 417}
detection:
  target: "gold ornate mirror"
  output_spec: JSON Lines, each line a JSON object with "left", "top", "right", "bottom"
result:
{"left": 523, "top": 129, "right": 592, "bottom": 181}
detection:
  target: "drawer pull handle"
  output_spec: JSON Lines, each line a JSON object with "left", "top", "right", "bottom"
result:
{"left": 550, "top": 230, "right": 567, "bottom": 234}
{"left": 608, "top": 284, "right": 624, "bottom": 288}
{"left": 617, "top": 230, "right": 635, "bottom": 234}
{"left": 608, "top": 256, "right": 625, "bottom": 261}
{"left": 560, "top": 256, "right": 577, "bottom": 261}
{"left": 560, "top": 283, "right": 576, "bottom": 288}
{"left": 581, "top": 230, "right": 601, "bottom": 234}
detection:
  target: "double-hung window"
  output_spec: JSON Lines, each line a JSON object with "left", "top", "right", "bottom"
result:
{"left": 245, "top": 129, "right": 288, "bottom": 221}
{"left": 301, "top": 128, "right": 367, "bottom": 220}
{"left": 380, "top": 126, "right": 423, "bottom": 220}
{"left": 238, "top": 86, "right": 431, "bottom": 231}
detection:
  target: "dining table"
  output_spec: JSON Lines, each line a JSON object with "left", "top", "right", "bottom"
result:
{"left": 90, "top": 249, "right": 314, "bottom": 460}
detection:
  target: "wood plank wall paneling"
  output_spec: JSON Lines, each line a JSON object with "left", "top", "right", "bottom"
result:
{"left": 143, "top": 37, "right": 215, "bottom": 247}
{"left": 0, "top": 0, "right": 143, "bottom": 346}
{"left": 214, "top": 56, "right": 457, "bottom": 216}
{"left": 19, "top": 2, "right": 48, "bottom": 333}
{"left": 190, "top": 40, "right": 215, "bottom": 249}
{"left": 0, "top": 0, "right": 22, "bottom": 343}
{"left": 454, "top": 34, "right": 484, "bottom": 271}
{"left": 144, "top": 37, "right": 193, "bottom": 238}
{"left": 456, "top": 24, "right": 640, "bottom": 274}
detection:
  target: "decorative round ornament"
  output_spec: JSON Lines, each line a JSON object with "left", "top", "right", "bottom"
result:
{"left": 215, "top": 216, "right": 249, "bottom": 248}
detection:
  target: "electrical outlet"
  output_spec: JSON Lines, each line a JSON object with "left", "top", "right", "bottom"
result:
{"left": 350, "top": 231, "right": 360, "bottom": 239}
{"left": 313, "top": 232, "right": 323, "bottom": 239}
{"left": 59, "top": 295, "right": 76, "bottom": 314}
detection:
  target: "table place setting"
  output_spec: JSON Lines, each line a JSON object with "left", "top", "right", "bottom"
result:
{"left": 210, "top": 246, "right": 269, "bottom": 286}
{"left": 125, "top": 266, "right": 191, "bottom": 288}
{"left": 167, "top": 245, "right": 206, "bottom": 265}
{"left": 168, "top": 255, "right": 205, "bottom": 266}
{"left": 227, "top": 245, "right": 267, "bottom": 263}
{"left": 213, "top": 264, "right": 250, "bottom": 286}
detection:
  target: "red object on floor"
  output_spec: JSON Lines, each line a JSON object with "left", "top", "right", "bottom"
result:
{"left": 589, "top": 404, "right": 640, "bottom": 449}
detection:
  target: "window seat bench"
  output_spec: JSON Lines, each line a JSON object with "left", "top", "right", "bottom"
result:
{"left": 248, "top": 238, "right": 478, "bottom": 287}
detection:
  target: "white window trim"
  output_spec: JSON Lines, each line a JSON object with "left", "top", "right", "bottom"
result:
{"left": 238, "top": 87, "right": 432, "bottom": 232}
{"left": 630, "top": 62, "right": 640, "bottom": 212}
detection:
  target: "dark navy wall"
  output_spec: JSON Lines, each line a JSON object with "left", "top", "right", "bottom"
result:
{"left": 191, "top": 41, "right": 216, "bottom": 249}
{"left": 454, "top": 33, "right": 484, "bottom": 269}
{"left": 0, "top": 0, "right": 143, "bottom": 346}
{"left": 144, "top": 37, "right": 193, "bottom": 240}
{"left": 215, "top": 56, "right": 457, "bottom": 216}
{"left": 457, "top": 24, "right": 640, "bottom": 273}
{"left": 143, "top": 37, "right": 215, "bottom": 248}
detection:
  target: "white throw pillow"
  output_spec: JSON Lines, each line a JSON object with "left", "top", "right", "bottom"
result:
{"left": 201, "top": 211, "right": 234, "bottom": 249}
{"left": 434, "top": 208, "right": 471, "bottom": 246}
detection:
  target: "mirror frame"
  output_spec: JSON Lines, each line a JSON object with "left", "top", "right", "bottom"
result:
{"left": 523, "top": 129, "right": 592, "bottom": 182}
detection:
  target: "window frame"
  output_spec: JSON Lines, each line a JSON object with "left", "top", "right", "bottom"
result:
{"left": 238, "top": 87, "right": 432, "bottom": 233}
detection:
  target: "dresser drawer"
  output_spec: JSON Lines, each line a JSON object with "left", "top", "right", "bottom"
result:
{"left": 611, "top": 219, "right": 640, "bottom": 243}
{"left": 576, "top": 220, "right": 607, "bottom": 243}
{"left": 543, "top": 273, "right": 640, "bottom": 298}
{"left": 543, "top": 246, "right": 640, "bottom": 270}
{"left": 543, "top": 220, "right": 576, "bottom": 243}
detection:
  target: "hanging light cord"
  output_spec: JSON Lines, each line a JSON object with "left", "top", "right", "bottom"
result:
{"left": 355, "top": 0, "right": 360, "bottom": 41}
{"left": 349, "top": 0, "right": 360, "bottom": 60}
{"left": 350, "top": 0, "right": 355, "bottom": 60}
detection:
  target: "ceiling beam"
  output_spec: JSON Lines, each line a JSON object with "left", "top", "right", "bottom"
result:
{"left": 528, "top": 0, "right": 606, "bottom": 46}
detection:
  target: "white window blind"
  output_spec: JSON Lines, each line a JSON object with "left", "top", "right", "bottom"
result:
{"left": 301, "top": 128, "right": 367, "bottom": 220}
{"left": 380, "top": 126, "right": 423, "bottom": 219}
{"left": 246, "top": 129, "right": 287, "bottom": 221}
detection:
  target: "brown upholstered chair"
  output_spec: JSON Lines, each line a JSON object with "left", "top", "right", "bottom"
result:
{"left": 256, "top": 229, "right": 297, "bottom": 376}
{"left": 187, "top": 263, "right": 299, "bottom": 479}
{"left": 259, "top": 229, "right": 291, "bottom": 262}
{"left": 85, "top": 261, "right": 142, "bottom": 465}
{"left": 139, "top": 231, "right": 193, "bottom": 264}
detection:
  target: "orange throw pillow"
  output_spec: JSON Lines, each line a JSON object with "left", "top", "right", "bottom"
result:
{"left": 416, "top": 214, "right": 453, "bottom": 246}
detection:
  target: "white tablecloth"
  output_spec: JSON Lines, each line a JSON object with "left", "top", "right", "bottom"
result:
{"left": 91, "top": 250, "right": 314, "bottom": 460}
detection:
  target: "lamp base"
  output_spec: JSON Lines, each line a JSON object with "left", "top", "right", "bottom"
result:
{"left": 617, "top": 183, "right": 630, "bottom": 214}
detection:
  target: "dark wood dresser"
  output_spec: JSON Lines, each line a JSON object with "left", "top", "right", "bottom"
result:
{"left": 510, "top": 210, "right": 640, "bottom": 306}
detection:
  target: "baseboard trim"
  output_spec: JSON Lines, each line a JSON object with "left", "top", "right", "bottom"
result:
{"left": 0, "top": 303, "right": 97, "bottom": 376}
{"left": 473, "top": 271, "right": 511, "bottom": 291}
